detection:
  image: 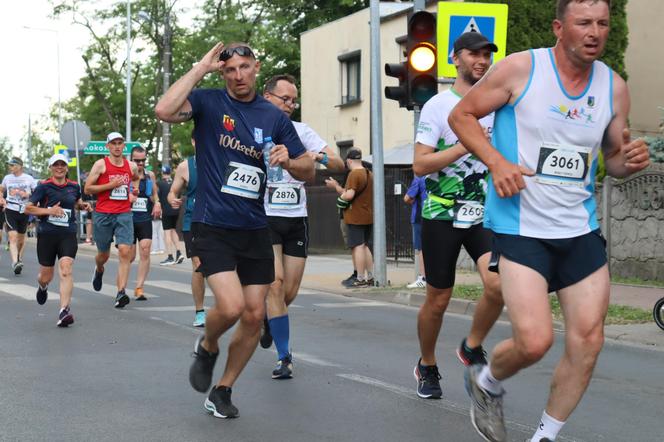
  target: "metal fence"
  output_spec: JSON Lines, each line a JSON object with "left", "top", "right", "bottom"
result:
{"left": 307, "top": 166, "right": 415, "bottom": 260}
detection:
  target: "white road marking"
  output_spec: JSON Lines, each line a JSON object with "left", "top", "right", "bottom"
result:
{"left": 0, "top": 282, "right": 59, "bottom": 302}
{"left": 135, "top": 306, "right": 193, "bottom": 312}
{"left": 145, "top": 280, "right": 213, "bottom": 297}
{"left": 313, "top": 301, "right": 392, "bottom": 308}
{"left": 73, "top": 282, "right": 160, "bottom": 298}
{"left": 148, "top": 316, "right": 200, "bottom": 333}
{"left": 336, "top": 374, "right": 584, "bottom": 442}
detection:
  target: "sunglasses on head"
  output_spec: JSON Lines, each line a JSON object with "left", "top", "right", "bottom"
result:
{"left": 219, "top": 46, "right": 255, "bottom": 62}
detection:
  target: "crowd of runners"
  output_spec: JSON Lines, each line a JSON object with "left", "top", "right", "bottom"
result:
{"left": 12, "top": 1, "right": 654, "bottom": 441}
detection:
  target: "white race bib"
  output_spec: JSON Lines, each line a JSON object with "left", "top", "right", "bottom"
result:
{"left": 453, "top": 201, "right": 484, "bottom": 229}
{"left": 535, "top": 142, "right": 590, "bottom": 187}
{"left": 132, "top": 197, "right": 148, "bottom": 212}
{"left": 220, "top": 162, "right": 265, "bottom": 200}
{"left": 110, "top": 185, "right": 129, "bottom": 200}
{"left": 267, "top": 183, "right": 303, "bottom": 210}
{"left": 47, "top": 208, "right": 71, "bottom": 227}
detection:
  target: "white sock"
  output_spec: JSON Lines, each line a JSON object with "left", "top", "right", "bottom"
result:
{"left": 531, "top": 411, "right": 565, "bottom": 441}
{"left": 477, "top": 364, "right": 503, "bottom": 395}
{"left": 39, "top": 283, "right": 48, "bottom": 290}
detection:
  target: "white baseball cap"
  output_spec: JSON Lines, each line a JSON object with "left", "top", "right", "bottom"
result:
{"left": 48, "top": 153, "right": 69, "bottom": 167}
{"left": 106, "top": 131, "right": 125, "bottom": 143}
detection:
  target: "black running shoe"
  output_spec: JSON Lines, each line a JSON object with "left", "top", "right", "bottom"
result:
{"left": 457, "top": 338, "right": 488, "bottom": 366}
{"left": 36, "top": 284, "right": 48, "bottom": 305}
{"left": 414, "top": 359, "right": 442, "bottom": 399}
{"left": 57, "top": 307, "right": 74, "bottom": 327}
{"left": 259, "top": 317, "right": 273, "bottom": 349}
{"left": 175, "top": 251, "right": 185, "bottom": 264}
{"left": 272, "top": 354, "right": 293, "bottom": 379}
{"left": 13, "top": 261, "right": 23, "bottom": 275}
{"left": 92, "top": 268, "right": 104, "bottom": 292}
{"left": 114, "top": 290, "right": 130, "bottom": 309}
{"left": 189, "top": 335, "right": 218, "bottom": 393}
{"left": 204, "top": 385, "right": 238, "bottom": 418}
{"left": 341, "top": 272, "right": 358, "bottom": 287}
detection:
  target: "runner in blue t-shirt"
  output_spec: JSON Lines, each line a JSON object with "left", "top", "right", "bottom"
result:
{"left": 25, "top": 154, "right": 92, "bottom": 327}
{"left": 168, "top": 132, "right": 208, "bottom": 328}
{"left": 155, "top": 42, "right": 314, "bottom": 419}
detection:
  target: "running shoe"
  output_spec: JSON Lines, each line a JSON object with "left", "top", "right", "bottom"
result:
{"left": 134, "top": 287, "right": 147, "bottom": 301}
{"left": 189, "top": 335, "right": 218, "bottom": 393}
{"left": 407, "top": 276, "right": 426, "bottom": 289}
{"left": 272, "top": 354, "right": 293, "bottom": 379}
{"left": 175, "top": 251, "right": 185, "bottom": 264}
{"left": 465, "top": 364, "right": 506, "bottom": 442}
{"left": 193, "top": 310, "right": 206, "bottom": 328}
{"left": 457, "top": 338, "right": 488, "bottom": 366}
{"left": 114, "top": 290, "right": 130, "bottom": 309}
{"left": 259, "top": 317, "right": 273, "bottom": 349}
{"left": 36, "top": 284, "right": 48, "bottom": 305}
{"left": 159, "top": 256, "right": 175, "bottom": 266}
{"left": 92, "top": 268, "right": 104, "bottom": 292}
{"left": 414, "top": 359, "right": 442, "bottom": 399}
{"left": 204, "top": 385, "right": 238, "bottom": 418}
{"left": 13, "top": 260, "right": 23, "bottom": 275}
{"left": 341, "top": 272, "right": 358, "bottom": 287}
{"left": 57, "top": 307, "right": 74, "bottom": 327}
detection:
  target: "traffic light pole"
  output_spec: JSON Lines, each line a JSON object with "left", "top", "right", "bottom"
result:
{"left": 370, "top": 0, "right": 387, "bottom": 287}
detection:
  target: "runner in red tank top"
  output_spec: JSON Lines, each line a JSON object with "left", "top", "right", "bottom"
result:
{"left": 84, "top": 132, "right": 140, "bottom": 308}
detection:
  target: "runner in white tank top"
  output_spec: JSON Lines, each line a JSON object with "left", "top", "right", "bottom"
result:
{"left": 449, "top": 1, "right": 650, "bottom": 441}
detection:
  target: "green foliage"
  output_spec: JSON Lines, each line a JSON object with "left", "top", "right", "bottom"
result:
{"left": 0, "top": 138, "right": 13, "bottom": 170}
{"left": 465, "top": 0, "right": 628, "bottom": 78}
{"left": 645, "top": 107, "right": 664, "bottom": 163}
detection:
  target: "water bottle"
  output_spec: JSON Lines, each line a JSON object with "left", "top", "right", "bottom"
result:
{"left": 262, "top": 137, "right": 283, "bottom": 182}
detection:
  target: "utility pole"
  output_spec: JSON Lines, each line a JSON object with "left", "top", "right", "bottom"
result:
{"left": 126, "top": 0, "right": 132, "bottom": 141}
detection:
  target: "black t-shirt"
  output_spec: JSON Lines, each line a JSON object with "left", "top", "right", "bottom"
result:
{"left": 158, "top": 178, "right": 178, "bottom": 216}
{"left": 29, "top": 178, "right": 81, "bottom": 234}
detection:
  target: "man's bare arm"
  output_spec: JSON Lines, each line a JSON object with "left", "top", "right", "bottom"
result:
{"left": 602, "top": 73, "right": 650, "bottom": 178}
{"left": 449, "top": 52, "right": 535, "bottom": 198}
{"left": 155, "top": 42, "right": 226, "bottom": 123}
{"left": 84, "top": 159, "right": 115, "bottom": 195}
{"left": 168, "top": 161, "right": 188, "bottom": 208}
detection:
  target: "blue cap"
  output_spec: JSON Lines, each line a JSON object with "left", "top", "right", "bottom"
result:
{"left": 162, "top": 165, "right": 172, "bottom": 174}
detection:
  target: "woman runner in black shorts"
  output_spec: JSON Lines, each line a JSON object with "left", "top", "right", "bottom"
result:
{"left": 25, "top": 154, "right": 92, "bottom": 327}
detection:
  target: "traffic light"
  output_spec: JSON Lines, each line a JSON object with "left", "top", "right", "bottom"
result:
{"left": 407, "top": 10, "right": 437, "bottom": 107}
{"left": 384, "top": 62, "right": 408, "bottom": 108}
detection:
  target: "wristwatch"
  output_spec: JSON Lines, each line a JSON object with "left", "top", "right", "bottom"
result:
{"left": 319, "top": 152, "right": 329, "bottom": 166}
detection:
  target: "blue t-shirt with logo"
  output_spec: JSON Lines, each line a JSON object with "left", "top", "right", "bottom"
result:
{"left": 188, "top": 89, "right": 306, "bottom": 229}
{"left": 29, "top": 179, "right": 81, "bottom": 234}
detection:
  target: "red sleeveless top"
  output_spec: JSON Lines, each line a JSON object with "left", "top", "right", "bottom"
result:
{"left": 95, "top": 157, "right": 132, "bottom": 214}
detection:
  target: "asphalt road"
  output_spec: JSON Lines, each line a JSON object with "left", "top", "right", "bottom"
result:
{"left": 0, "top": 245, "right": 662, "bottom": 442}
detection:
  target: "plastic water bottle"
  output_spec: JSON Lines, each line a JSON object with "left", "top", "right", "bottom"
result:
{"left": 262, "top": 137, "right": 283, "bottom": 182}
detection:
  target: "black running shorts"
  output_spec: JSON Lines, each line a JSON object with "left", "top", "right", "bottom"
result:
{"left": 192, "top": 222, "right": 274, "bottom": 285}
{"left": 421, "top": 218, "right": 493, "bottom": 290}
{"left": 37, "top": 232, "right": 78, "bottom": 267}
{"left": 133, "top": 220, "right": 153, "bottom": 243}
{"left": 489, "top": 229, "right": 607, "bottom": 292}
{"left": 346, "top": 224, "right": 372, "bottom": 249}
{"left": 5, "top": 209, "right": 28, "bottom": 234}
{"left": 161, "top": 214, "right": 179, "bottom": 230}
{"left": 267, "top": 216, "right": 309, "bottom": 258}
{"left": 183, "top": 230, "right": 197, "bottom": 259}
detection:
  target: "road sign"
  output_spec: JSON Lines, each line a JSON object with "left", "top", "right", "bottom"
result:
{"left": 60, "top": 120, "right": 91, "bottom": 158}
{"left": 53, "top": 144, "right": 77, "bottom": 167}
{"left": 437, "top": 2, "right": 508, "bottom": 78}
{"left": 84, "top": 141, "right": 141, "bottom": 156}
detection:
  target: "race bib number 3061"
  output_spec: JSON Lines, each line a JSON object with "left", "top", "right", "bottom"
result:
{"left": 221, "top": 161, "right": 265, "bottom": 200}
{"left": 535, "top": 142, "right": 591, "bottom": 187}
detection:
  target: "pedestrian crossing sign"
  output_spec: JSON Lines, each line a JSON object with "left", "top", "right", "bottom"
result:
{"left": 54, "top": 144, "right": 77, "bottom": 167}
{"left": 437, "top": 2, "right": 508, "bottom": 78}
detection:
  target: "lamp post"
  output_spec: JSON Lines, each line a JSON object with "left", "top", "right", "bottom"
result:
{"left": 23, "top": 26, "right": 62, "bottom": 132}
{"left": 137, "top": 9, "right": 173, "bottom": 167}
{"left": 126, "top": 0, "right": 132, "bottom": 141}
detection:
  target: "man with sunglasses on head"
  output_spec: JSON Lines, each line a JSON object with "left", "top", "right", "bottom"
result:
{"left": 85, "top": 132, "right": 140, "bottom": 309}
{"left": 156, "top": 42, "right": 314, "bottom": 419}
{"left": 128, "top": 146, "right": 161, "bottom": 301}
{"left": 259, "top": 74, "right": 344, "bottom": 379}
{"left": 0, "top": 157, "right": 38, "bottom": 275}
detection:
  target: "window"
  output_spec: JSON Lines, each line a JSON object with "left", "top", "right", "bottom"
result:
{"left": 338, "top": 50, "right": 361, "bottom": 106}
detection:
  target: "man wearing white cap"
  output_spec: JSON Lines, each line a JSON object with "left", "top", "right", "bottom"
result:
{"left": 0, "top": 156, "right": 39, "bottom": 275}
{"left": 84, "top": 132, "right": 140, "bottom": 308}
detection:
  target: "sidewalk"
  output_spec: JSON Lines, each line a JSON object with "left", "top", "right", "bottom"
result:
{"left": 301, "top": 254, "right": 664, "bottom": 349}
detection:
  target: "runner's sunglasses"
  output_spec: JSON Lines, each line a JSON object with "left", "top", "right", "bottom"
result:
{"left": 219, "top": 46, "right": 255, "bottom": 62}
